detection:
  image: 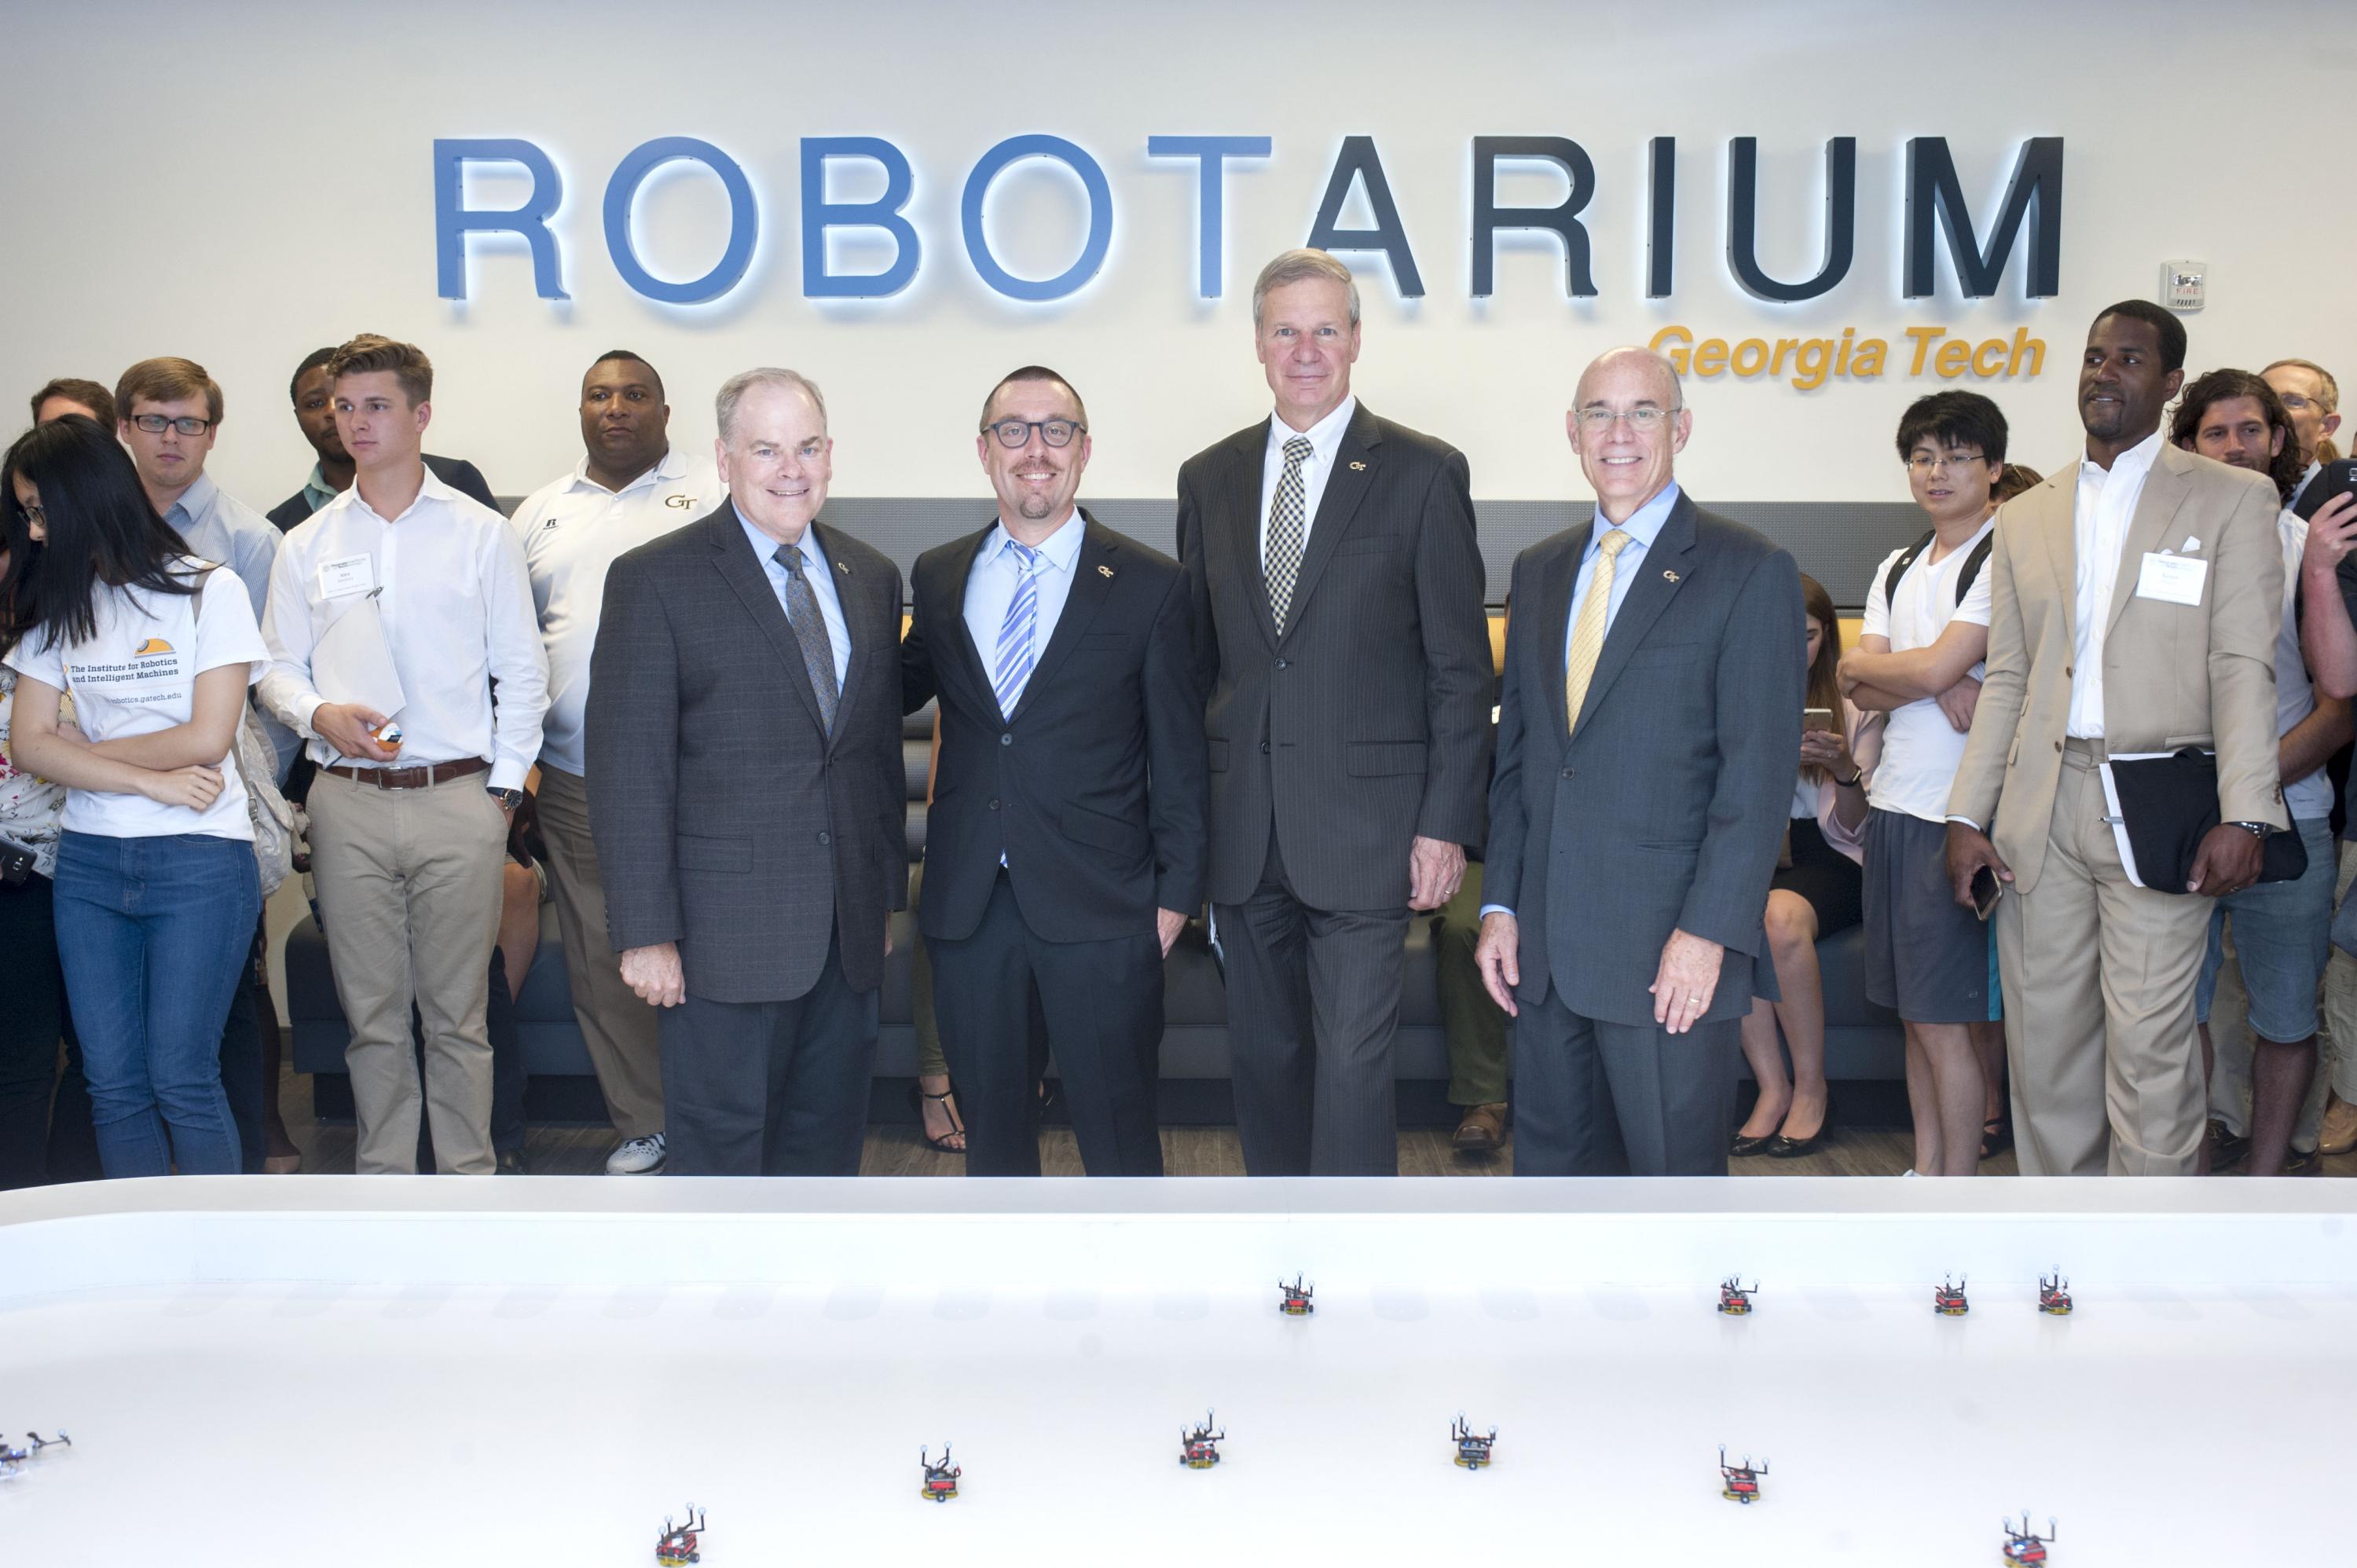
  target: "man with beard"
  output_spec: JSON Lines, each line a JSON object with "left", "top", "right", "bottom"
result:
{"left": 2168, "top": 370, "right": 2347, "bottom": 1175}
{"left": 1946, "top": 303, "right": 2286, "bottom": 1175}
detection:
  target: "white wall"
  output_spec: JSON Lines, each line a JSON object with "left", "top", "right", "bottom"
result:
{"left": 5, "top": 0, "right": 2352, "bottom": 512}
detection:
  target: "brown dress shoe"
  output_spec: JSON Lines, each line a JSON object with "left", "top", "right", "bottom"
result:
{"left": 1453, "top": 1102, "right": 1508, "bottom": 1153}
{"left": 2319, "top": 1092, "right": 2357, "bottom": 1159}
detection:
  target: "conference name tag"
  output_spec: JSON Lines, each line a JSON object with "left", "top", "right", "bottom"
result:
{"left": 2135, "top": 551, "right": 2206, "bottom": 607}
{"left": 318, "top": 555, "right": 376, "bottom": 599}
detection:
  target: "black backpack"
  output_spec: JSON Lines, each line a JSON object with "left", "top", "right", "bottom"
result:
{"left": 1879, "top": 528, "right": 1994, "bottom": 619}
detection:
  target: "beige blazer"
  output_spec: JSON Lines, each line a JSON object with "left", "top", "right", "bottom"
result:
{"left": 1948, "top": 441, "right": 2286, "bottom": 893}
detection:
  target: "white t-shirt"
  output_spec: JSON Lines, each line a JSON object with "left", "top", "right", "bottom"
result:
{"left": 2, "top": 559, "right": 267, "bottom": 841}
{"left": 511, "top": 450, "right": 713, "bottom": 776}
{"left": 2273, "top": 511, "right": 2332, "bottom": 822}
{"left": 1861, "top": 519, "right": 1996, "bottom": 823}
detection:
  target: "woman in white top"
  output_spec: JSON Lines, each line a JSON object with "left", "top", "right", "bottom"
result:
{"left": 1, "top": 416, "right": 268, "bottom": 1178}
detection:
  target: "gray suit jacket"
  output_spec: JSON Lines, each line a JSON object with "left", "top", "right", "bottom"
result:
{"left": 585, "top": 503, "right": 907, "bottom": 1005}
{"left": 1176, "top": 402, "right": 1493, "bottom": 910}
{"left": 1483, "top": 491, "right": 1803, "bottom": 1026}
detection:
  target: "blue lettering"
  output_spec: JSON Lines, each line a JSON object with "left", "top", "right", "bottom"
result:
{"left": 1145, "top": 135, "right": 1274, "bottom": 298}
{"left": 433, "top": 138, "right": 567, "bottom": 301}
{"left": 800, "top": 137, "right": 921, "bottom": 299}
{"left": 961, "top": 135, "right": 1113, "bottom": 302}
{"left": 603, "top": 137, "right": 758, "bottom": 305}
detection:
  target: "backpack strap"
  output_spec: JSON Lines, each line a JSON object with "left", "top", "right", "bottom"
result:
{"left": 1878, "top": 529, "right": 1937, "bottom": 615}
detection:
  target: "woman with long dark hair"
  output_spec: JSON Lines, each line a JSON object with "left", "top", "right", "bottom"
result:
{"left": 1, "top": 416, "right": 268, "bottom": 1177}
{"left": 1732, "top": 573, "right": 1879, "bottom": 1159}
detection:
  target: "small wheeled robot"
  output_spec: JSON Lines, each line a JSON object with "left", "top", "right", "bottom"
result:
{"left": 1718, "top": 1277, "right": 1758, "bottom": 1315}
{"left": 1277, "top": 1275, "right": 1315, "bottom": 1316}
{"left": 0, "top": 1431, "right": 66, "bottom": 1481}
{"left": 920, "top": 1444, "right": 962, "bottom": 1502}
{"left": 2038, "top": 1273, "right": 2073, "bottom": 1316}
{"left": 1451, "top": 1413, "right": 1496, "bottom": 1471}
{"left": 1934, "top": 1274, "right": 1970, "bottom": 1316}
{"left": 1719, "top": 1445, "right": 1768, "bottom": 1504}
{"left": 1180, "top": 1412, "right": 1225, "bottom": 1469}
{"left": 2001, "top": 1511, "right": 2056, "bottom": 1565}
{"left": 654, "top": 1504, "right": 704, "bottom": 1566}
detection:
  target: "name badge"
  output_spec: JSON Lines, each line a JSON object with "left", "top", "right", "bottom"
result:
{"left": 318, "top": 554, "right": 376, "bottom": 599}
{"left": 2135, "top": 551, "right": 2207, "bottom": 607}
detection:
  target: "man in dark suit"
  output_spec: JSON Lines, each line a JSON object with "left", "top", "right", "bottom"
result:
{"left": 1178, "top": 249, "right": 1492, "bottom": 1176}
{"left": 903, "top": 367, "right": 1205, "bottom": 1176}
{"left": 266, "top": 346, "right": 497, "bottom": 529}
{"left": 585, "top": 368, "right": 905, "bottom": 1177}
{"left": 1476, "top": 346, "right": 1803, "bottom": 1176}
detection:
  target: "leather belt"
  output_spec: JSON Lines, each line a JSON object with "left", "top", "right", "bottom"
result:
{"left": 321, "top": 757, "right": 491, "bottom": 790}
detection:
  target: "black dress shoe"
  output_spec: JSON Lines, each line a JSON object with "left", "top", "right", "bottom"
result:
{"left": 2207, "top": 1118, "right": 2250, "bottom": 1174}
{"left": 1767, "top": 1100, "right": 1835, "bottom": 1159}
{"left": 1730, "top": 1130, "right": 1777, "bottom": 1159}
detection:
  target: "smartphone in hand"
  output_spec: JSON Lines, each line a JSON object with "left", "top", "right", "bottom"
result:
{"left": 1970, "top": 863, "right": 2001, "bottom": 920}
{"left": 1803, "top": 706, "right": 1837, "bottom": 734}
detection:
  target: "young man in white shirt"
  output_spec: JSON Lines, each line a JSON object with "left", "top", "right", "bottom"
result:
{"left": 258, "top": 335, "right": 548, "bottom": 1175}
{"left": 511, "top": 350, "right": 711, "bottom": 1175}
{"left": 115, "top": 355, "right": 301, "bottom": 1174}
{"left": 1840, "top": 392, "right": 2011, "bottom": 1176}
{"left": 2170, "top": 369, "right": 2349, "bottom": 1176}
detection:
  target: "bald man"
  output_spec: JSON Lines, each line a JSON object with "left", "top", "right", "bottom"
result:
{"left": 1476, "top": 348, "right": 1804, "bottom": 1175}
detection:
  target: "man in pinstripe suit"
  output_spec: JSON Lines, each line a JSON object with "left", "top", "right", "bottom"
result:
{"left": 1476, "top": 347, "right": 1802, "bottom": 1176}
{"left": 1177, "top": 249, "right": 1493, "bottom": 1176}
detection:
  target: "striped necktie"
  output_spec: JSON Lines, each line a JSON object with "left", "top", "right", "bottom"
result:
{"left": 1265, "top": 434, "right": 1314, "bottom": 632}
{"left": 772, "top": 542, "right": 840, "bottom": 735}
{"left": 1563, "top": 528, "right": 1633, "bottom": 733}
{"left": 993, "top": 540, "right": 1042, "bottom": 717}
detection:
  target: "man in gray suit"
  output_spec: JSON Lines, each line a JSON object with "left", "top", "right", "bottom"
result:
{"left": 1476, "top": 347, "right": 1803, "bottom": 1176}
{"left": 1178, "top": 248, "right": 1493, "bottom": 1176}
{"left": 585, "top": 368, "right": 906, "bottom": 1176}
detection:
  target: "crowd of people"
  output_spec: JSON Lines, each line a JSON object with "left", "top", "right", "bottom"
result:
{"left": 2, "top": 247, "right": 2353, "bottom": 1185}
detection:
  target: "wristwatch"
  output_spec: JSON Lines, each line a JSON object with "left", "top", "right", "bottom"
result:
{"left": 1834, "top": 770, "right": 1864, "bottom": 789}
{"left": 2226, "top": 821, "right": 2273, "bottom": 839}
{"left": 487, "top": 787, "right": 526, "bottom": 812}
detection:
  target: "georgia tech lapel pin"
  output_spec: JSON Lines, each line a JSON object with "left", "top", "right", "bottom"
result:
{"left": 1098, "top": 564, "right": 1114, "bottom": 577}
{"left": 1348, "top": 460, "right": 1367, "bottom": 471}
{"left": 836, "top": 561, "right": 851, "bottom": 573}
{"left": 1662, "top": 569, "right": 1681, "bottom": 582}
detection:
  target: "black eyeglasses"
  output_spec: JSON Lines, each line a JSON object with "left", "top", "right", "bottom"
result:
{"left": 130, "top": 414, "right": 214, "bottom": 436}
{"left": 983, "top": 418, "right": 1085, "bottom": 449}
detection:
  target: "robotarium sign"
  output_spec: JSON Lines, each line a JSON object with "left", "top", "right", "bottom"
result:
{"left": 433, "top": 131, "right": 2066, "bottom": 315}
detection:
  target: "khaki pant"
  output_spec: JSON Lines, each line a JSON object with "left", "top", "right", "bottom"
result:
{"left": 533, "top": 765, "right": 664, "bottom": 1140}
{"left": 1994, "top": 745, "right": 2213, "bottom": 1175}
{"left": 307, "top": 769, "right": 507, "bottom": 1174}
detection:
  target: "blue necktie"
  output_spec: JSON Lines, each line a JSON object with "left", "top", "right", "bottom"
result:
{"left": 992, "top": 541, "right": 1041, "bottom": 717}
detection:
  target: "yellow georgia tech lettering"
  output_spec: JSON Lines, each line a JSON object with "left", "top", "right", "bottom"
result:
{"left": 1648, "top": 324, "right": 2044, "bottom": 390}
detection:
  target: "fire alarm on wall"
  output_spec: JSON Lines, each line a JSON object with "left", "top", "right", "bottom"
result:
{"left": 2161, "top": 260, "right": 2207, "bottom": 312}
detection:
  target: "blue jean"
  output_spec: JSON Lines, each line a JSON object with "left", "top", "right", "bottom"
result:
{"left": 51, "top": 830, "right": 260, "bottom": 1178}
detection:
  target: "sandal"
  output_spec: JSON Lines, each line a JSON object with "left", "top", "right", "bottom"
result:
{"left": 908, "top": 1082, "right": 967, "bottom": 1155}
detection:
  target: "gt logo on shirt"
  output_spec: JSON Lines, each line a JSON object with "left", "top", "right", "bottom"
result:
{"left": 664, "top": 493, "right": 695, "bottom": 509}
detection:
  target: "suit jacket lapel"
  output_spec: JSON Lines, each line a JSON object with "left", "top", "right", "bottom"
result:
{"left": 932, "top": 524, "right": 996, "bottom": 714}
{"left": 1277, "top": 402, "right": 1384, "bottom": 644}
{"left": 2104, "top": 445, "right": 2194, "bottom": 638}
{"left": 1538, "top": 520, "right": 1591, "bottom": 740}
{"left": 812, "top": 519, "right": 872, "bottom": 755}
{"left": 709, "top": 504, "right": 825, "bottom": 736}
{"left": 2032, "top": 471, "right": 2077, "bottom": 649}
{"left": 1571, "top": 493, "right": 1700, "bottom": 743}
{"left": 1223, "top": 421, "right": 1281, "bottom": 652}
{"left": 1012, "top": 511, "right": 1115, "bottom": 719}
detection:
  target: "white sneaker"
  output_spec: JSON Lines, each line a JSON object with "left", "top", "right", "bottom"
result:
{"left": 606, "top": 1134, "right": 667, "bottom": 1175}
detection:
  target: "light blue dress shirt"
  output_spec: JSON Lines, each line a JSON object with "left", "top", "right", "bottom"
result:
{"left": 962, "top": 510, "right": 1083, "bottom": 715}
{"left": 1485, "top": 481, "right": 1684, "bottom": 921}
{"left": 167, "top": 472, "right": 299, "bottom": 776}
{"left": 741, "top": 514, "right": 852, "bottom": 691}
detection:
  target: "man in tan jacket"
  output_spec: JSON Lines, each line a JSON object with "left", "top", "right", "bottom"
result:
{"left": 1946, "top": 301, "right": 2286, "bottom": 1176}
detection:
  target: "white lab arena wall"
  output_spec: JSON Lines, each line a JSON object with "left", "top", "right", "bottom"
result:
{"left": 3, "top": 0, "right": 2351, "bottom": 522}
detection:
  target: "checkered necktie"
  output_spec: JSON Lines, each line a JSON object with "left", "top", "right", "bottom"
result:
{"left": 1265, "top": 435, "right": 1314, "bottom": 632}
{"left": 773, "top": 543, "right": 840, "bottom": 735}
{"left": 992, "top": 541, "right": 1042, "bottom": 717}
{"left": 1563, "top": 528, "right": 1632, "bottom": 732}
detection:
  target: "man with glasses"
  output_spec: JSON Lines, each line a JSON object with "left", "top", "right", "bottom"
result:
{"left": 1838, "top": 392, "right": 2012, "bottom": 1176}
{"left": 1177, "top": 248, "right": 1490, "bottom": 1177}
{"left": 114, "top": 356, "right": 302, "bottom": 1175}
{"left": 1475, "top": 346, "right": 1803, "bottom": 1176}
{"left": 511, "top": 350, "right": 712, "bottom": 1177}
{"left": 901, "top": 367, "right": 1204, "bottom": 1176}
{"left": 2264, "top": 359, "right": 2342, "bottom": 517}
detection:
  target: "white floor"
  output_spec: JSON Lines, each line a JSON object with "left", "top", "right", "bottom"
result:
{"left": 2, "top": 1273, "right": 2344, "bottom": 1566}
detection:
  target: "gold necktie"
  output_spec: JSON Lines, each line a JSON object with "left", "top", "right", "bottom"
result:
{"left": 1563, "top": 528, "right": 1633, "bottom": 733}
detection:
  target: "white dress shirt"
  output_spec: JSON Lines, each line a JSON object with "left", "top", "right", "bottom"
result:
{"left": 741, "top": 513, "right": 852, "bottom": 691}
{"left": 962, "top": 510, "right": 1083, "bottom": 715}
{"left": 258, "top": 464, "right": 549, "bottom": 791}
{"left": 2066, "top": 430, "right": 2164, "bottom": 738}
{"left": 1257, "top": 394, "right": 1358, "bottom": 564}
{"left": 511, "top": 449, "right": 713, "bottom": 776}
